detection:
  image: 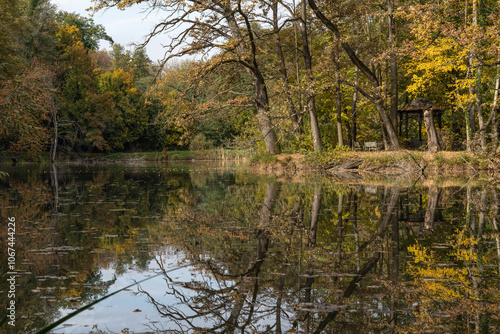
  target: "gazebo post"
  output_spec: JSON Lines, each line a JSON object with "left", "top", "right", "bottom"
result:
{"left": 398, "top": 113, "right": 402, "bottom": 136}
{"left": 418, "top": 113, "right": 422, "bottom": 143}
{"left": 405, "top": 115, "right": 409, "bottom": 138}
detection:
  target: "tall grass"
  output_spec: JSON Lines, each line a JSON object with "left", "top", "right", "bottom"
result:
{"left": 168, "top": 148, "right": 253, "bottom": 161}
{"left": 103, "top": 149, "right": 253, "bottom": 162}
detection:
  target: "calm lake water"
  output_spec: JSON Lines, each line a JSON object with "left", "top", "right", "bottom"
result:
{"left": 0, "top": 162, "right": 499, "bottom": 333}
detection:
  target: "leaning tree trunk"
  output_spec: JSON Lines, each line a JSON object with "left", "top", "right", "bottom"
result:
{"left": 255, "top": 76, "right": 278, "bottom": 154}
{"left": 423, "top": 108, "right": 441, "bottom": 153}
{"left": 351, "top": 67, "right": 359, "bottom": 148}
{"left": 308, "top": 0, "right": 401, "bottom": 150}
{"left": 272, "top": 1, "right": 301, "bottom": 136}
{"left": 224, "top": 7, "right": 278, "bottom": 155}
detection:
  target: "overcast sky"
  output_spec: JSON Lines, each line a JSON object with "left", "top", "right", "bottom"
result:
{"left": 51, "top": 0, "right": 167, "bottom": 62}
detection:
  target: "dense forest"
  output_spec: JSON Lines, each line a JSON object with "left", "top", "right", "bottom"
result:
{"left": 2, "top": 0, "right": 500, "bottom": 159}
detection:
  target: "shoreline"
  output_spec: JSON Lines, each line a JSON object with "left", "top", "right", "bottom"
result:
{"left": 2, "top": 150, "right": 499, "bottom": 177}
{"left": 249, "top": 151, "right": 500, "bottom": 177}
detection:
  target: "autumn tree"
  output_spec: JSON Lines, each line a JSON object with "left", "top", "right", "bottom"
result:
{"left": 58, "top": 40, "right": 114, "bottom": 152}
{"left": 56, "top": 11, "right": 114, "bottom": 51}
{"left": 97, "top": 68, "right": 148, "bottom": 150}
{"left": 0, "top": 61, "right": 54, "bottom": 156}
{"left": 307, "top": 0, "right": 401, "bottom": 150}
{"left": 91, "top": 0, "right": 280, "bottom": 154}
{"left": 399, "top": 0, "right": 500, "bottom": 152}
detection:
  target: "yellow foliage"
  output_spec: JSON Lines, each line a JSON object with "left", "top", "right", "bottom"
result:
{"left": 407, "top": 241, "right": 474, "bottom": 303}
{"left": 56, "top": 23, "right": 82, "bottom": 48}
{"left": 404, "top": 36, "right": 469, "bottom": 97}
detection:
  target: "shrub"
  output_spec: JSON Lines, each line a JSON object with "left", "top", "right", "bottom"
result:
{"left": 189, "top": 134, "right": 214, "bottom": 151}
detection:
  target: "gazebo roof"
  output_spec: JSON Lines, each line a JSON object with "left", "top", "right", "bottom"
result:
{"left": 398, "top": 98, "right": 444, "bottom": 113}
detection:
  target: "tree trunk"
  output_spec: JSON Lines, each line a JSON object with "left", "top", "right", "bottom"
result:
{"left": 491, "top": 192, "right": 500, "bottom": 275}
{"left": 388, "top": 0, "right": 398, "bottom": 131}
{"left": 49, "top": 98, "right": 58, "bottom": 163}
{"left": 351, "top": 67, "right": 359, "bottom": 148}
{"left": 374, "top": 103, "right": 399, "bottom": 149}
{"left": 307, "top": 0, "right": 400, "bottom": 149}
{"left": 471, "top": 0, "right": 485, "bottom": 150}
{"left": 423, "top": 108, "right": 441, "bottom": 153}
{"left": 300, "top": 0, "right": 322, "bottom": 152}
{"left": 224, "top": 8, "right": 278, "bottom": 154}
{"left": 493, "top": 76, "right": 499, "bottom": 151}
{"left": 50, "top": 113, "right": 58, "bottom": 163}
{"left": 335, "top": 40, "right": 344, "bottom": 146}
{"left": 255, "top": 76, "right": 279, "bottom": 154}
{"left": 476, "top": 66, "right": 486, "bottom": 150}
{"left": 272, "top": 1, "right": 301, "bottom": 136}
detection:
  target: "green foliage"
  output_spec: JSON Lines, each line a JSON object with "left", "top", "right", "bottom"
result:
{"left": 6, "top": 0, "right": 500, "bottom": 158}
{"left": 305, "top": 146, "right": 352, "bottom": 167}
{"left": 97, "top": 68, "right": 148, "bottom": 151}
{"left": 59, "top": 41, "right": 114, "bottom": 151}
{"left": 189, "top": 134, "right": 214, "bottom": 151}
{"left": 56, "top": 11, "right": 113, "bottom": 50}
{"left": 0, "top": 0, "right": 21, "bottom": 77}
{"left": 20, "top": 0, "right": 59, "bottom": 61}
{"left": 0, "top": 171, "right": 9, "bottom": 180}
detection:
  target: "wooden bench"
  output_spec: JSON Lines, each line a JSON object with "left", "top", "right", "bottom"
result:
{"left": 363, "top": 142, "right": 378, "bottom": 151}
{"left": 353, "top": 141, "right": 361, "bottom": 150}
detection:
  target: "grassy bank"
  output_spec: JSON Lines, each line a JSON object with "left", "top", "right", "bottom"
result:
{"left": 0, "top": 148, "right": 254, "bottom": 164}
{"left": 251, "top": 150, "right": 500, "bottom": 176}
{"left": 106, "top": 148, "right": 253, "bottom": 162}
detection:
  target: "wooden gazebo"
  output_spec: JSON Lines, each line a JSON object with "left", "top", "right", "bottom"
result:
{"left": 398, "top": 98, "right": 444, "bottom": 148}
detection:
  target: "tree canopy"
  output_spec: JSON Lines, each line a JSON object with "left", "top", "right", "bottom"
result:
{"left": 3, "top": 0, "right": 500, "bottom": 157}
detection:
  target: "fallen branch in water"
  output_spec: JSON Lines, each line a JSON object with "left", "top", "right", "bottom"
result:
{"left": 35, "top": 262, "right": 199, "bottom": 334}
{"left": 404, "top": 151, "right": 427, "bottom": 178}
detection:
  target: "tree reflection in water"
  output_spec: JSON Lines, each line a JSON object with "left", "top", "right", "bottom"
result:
{"left": 138, "top": 176, "right": 500, "bottom": 333}
{"left": 1, "top": 164, "right": 499, "bottom": 333}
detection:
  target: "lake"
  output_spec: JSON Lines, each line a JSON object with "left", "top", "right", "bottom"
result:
{"left": 0, "top": 162, "right": 499, "bottom": 333}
